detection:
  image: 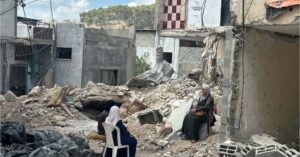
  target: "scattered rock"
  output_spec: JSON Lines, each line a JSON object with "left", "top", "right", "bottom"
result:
{"left": 4, "top": 91, "right": 17, "bottom": 102}
{"left": 74, "top": 102, "right": 83, "bottom": 110}
{"left": 48, "top": 85, "right": 73, "bottom": 107}
{"left": 86, "top": 81, "right": 96, "bottom": 88}
{"left": 127, "top": 99, "right": 147, "bottom": 114}
{"left": 0, "top": 95, "right": 6, "bottom": 103}
{"left": 28, "top": 86, "right": 42, "bottom": 97}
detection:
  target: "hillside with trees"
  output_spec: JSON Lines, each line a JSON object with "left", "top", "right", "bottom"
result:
{"left": 80, "top": 4, "right": 155, "bottom": 30}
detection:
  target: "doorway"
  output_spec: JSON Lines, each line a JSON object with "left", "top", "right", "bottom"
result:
{"left": 10, "top": 64, "right": 27, "bottom": 96}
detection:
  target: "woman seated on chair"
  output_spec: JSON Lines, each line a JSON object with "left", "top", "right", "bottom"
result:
{"left": 180, "top": 84, "right": 214, "bottom": 143}
{"left": 105, "top": 106, "right": 137, "bottom": 157}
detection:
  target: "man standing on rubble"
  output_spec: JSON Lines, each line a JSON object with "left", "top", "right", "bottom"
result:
{"left": 180, "top": 84, "right": 214, "bottom": 143}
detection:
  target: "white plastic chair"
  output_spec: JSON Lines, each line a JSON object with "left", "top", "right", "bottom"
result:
{"left": 102, "top": 122, "right": 130, "bottom": 157}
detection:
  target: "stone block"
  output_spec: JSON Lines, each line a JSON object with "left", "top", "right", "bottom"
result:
{"left": 137, "top": 109, "right": 162, "bottom": 125}
{"left": 127, "top": 99, "right": 147, "bottom": 114}
{"left": 4, "top": 91, "right": 17, "bottom": 102}
{"left": 28, "top": 86, "right": 41, "bottom": 97}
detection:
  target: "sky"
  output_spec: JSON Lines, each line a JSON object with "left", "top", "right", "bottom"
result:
{"left": 17, "top": 0, "right": 155, "bottom": 22}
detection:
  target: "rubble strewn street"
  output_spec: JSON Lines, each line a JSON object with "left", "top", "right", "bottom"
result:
{"left": 0, "top": 67, "right": 224, "bottom": 156}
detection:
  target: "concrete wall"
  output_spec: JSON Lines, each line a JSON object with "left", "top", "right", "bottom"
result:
{"left": 81, "top": 28, "right": 136, "bottom": 86}
{"left": 0, "top": 0, "right": 17, "bottom": 93}
{"left": 177, "top": 47, "right": 203, "bottom": 77}
{"left": 235, "top": 28, "right": 299, "bottom": 144}
{"left": 17, "top": 23, "right": 34, "bottom": 38}
{"left": 0, "top": 0, "right": 17, "bottom": 37}
{"left": 136, "top": 31, "right": 156, "bottom": 67}
{"left": 55, "top": 23, "right": 84, "bottom": 87}
{"left": 159, "top": 37, "right": 180, "bottom": 74}
{"left": 231, "top": 0, "right": 300, "bottom": 26}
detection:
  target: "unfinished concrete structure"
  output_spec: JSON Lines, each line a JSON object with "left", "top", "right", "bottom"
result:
{"left": 55, "top": 23, "right": 136, "bottom": 87}
{"left": 0, "top": 0, "right": 54, "bottom": 95}
{"left": 136, "top": 30, "right": 157, "bottom": 68}
{"left": 156, "top": 0, "right": 299, "bottom": 149}
{"left": 219, "top": 0, "right": 300, "bottom": 147}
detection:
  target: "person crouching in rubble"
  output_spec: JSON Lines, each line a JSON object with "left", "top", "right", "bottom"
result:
{"left": 180, "top": 84, "right": 214, "bottom": 143}
{"left": 105, "top": 106, "right": 137, "bottom": 157}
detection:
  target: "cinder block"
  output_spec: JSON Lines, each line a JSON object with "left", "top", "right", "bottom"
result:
{"left": 239, "top": 145, "right": 255, "bottom": 157}
{"left": 256, "top": 145, "right": 286, "bottom": 157}
{"left": 278, "top": 145, "right": 300, "bottom": 157}
{"left": 218, "top": 144, "right": 239, "bottom": 157}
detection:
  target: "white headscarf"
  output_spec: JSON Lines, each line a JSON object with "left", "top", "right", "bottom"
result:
{"left": 105, "top": 106, "right": 121, "bottom": 125}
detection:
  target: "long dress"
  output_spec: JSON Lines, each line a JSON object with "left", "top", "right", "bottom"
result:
{"left": 105, "top": 120, "right": 137, "bottom": 157}
{"left": 181, "top": 94, "right": 214, "bottom": 141}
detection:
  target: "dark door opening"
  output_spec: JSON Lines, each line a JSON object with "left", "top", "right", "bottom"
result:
{"left": 163, "top": 52, "right": 172, "bottom": 63}
{"left": 10, "top": 65, "right": 27, "bottom": 96}
{"left": 99, "top": 69, "right": 118, "bottom": 86}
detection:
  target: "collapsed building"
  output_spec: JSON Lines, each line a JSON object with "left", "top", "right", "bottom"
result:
{"left": 0, "top": 0, "right": 54, "bottom": 96}
{"left": 155, "top": 0, "right": 299, "bottom": 152}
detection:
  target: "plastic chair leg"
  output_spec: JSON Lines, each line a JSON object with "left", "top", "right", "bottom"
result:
{"left": 112, "top": 148, "right": 118, "bottom": 157}
{"left": 127, "top": 146, "right": 130, "bottom": 157}
{"left": 102, "top": 147, "right": 107, "bottom": 157}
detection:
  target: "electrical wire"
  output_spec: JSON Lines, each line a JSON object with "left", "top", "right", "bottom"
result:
{"left": 201, "top": 0, "right": 207, "bottom": 27}
{"left": 244, "top": 0, "right": 254, "bottom": 20}
{"left": 0, "top": 0, "right": 42, "bottom": 15}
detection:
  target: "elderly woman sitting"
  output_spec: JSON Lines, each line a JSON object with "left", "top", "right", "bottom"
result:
{"left": 181, "top": 84, "right": 214, "bottom": 143}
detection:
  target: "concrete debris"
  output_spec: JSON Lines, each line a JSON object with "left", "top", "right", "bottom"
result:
{"left": 218, "top": 135, "right": 300, "bottom": 157}
{"left": 127, "top": 98, "right": 147, "bottom": 114}
{"left": 4, "top": 91, "right": 17, "bottom": 102}
{"left": 0, "top": 72, "right": 223, "bottom": 156}
{"left": 188, "top": 68, "right": 202, "bottom": 81}
{"left": 138, "top": 109, "right": 163, "bottom": 125}
{"left": 28, "top": 86, "right": 42, "bottom": 97}
{"left": 48, "top": 85, "right": 73, "bottom": 107}
{"left": 126, "top": 61, "right": 174, "bottom": 88}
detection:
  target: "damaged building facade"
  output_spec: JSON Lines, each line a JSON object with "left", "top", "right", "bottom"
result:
{"left": 156, "top": 0, "right": 299, "bottom": 150}
{"left": 0, "top": 0, "right": 136, "bottom": 95}
{"left": 155, "top": 0, "right": 226, "bottom": 80}
{"left": 0, "top": 0, "right": 54, "bottom": 96}
{"left": 220, "top": 0, "right": 299, "bottom": 147}
{"left": 55, "top": 23, "right": 136, "bottom": 87}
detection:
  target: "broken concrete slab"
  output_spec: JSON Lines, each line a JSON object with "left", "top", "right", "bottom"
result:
{"left": 127, "top": 99, "right": 147, "bottom": 114}
{"left": 48, "top": 85, "right": 73, "bottom": 107}
{"left": 86, "top": 81, "right": 96, "bottom": 88}
{"left": 137, "top": 109, "right": 163, "bottom": 125}
{"left": 188, "top": 69, "right": 202, "bottom": 80}
{"left": 28, "top": 86, "right": 42, "bottom": 97}
{"left": 126, "top": 61, "right": 174, "bottom": 88}
{"left": 4, "top": 91, "right": 17, "bottom": 102}
{"left": 250, "top": 134, "right": 279, "bottom": 146}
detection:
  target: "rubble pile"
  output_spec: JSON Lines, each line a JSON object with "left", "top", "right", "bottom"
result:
{"left": 0, "top": 66, "right": 224, "bottom": 156}
{"left": 218, "top": 134, "right": 300, "bottom": 157}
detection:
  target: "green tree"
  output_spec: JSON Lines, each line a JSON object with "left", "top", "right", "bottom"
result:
{"left": 135, "top": 53, "right": 151, "bottom": 75}
{"left": 80, "top": 4, "right": 155, "bottom": 30}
